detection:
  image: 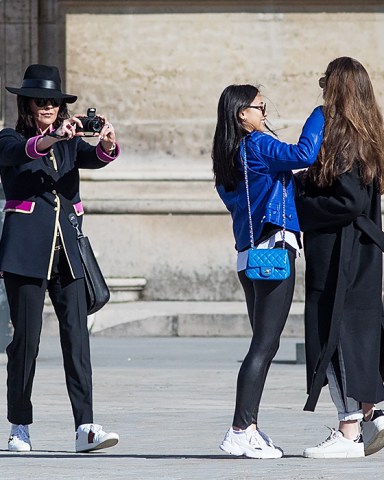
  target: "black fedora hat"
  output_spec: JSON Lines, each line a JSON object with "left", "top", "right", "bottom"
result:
{"left": 5, "top": 64, "right": 77, "bottom": 103}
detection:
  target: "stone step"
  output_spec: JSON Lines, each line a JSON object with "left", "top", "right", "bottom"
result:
{"left": 42, "top": 301, "right": 305, "bottom": 338}
{"left": 79, "top": 170, "right": 226, "bottom": 215}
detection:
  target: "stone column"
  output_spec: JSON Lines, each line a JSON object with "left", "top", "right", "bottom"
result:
{"left": 0, "top": 0, "right": 39, "bottom": 128}
{"left": 38, "top": 0, "right": 66, "bottom": 78}
{"left": 0, "top": 0, "right": 39, "bottom": 349}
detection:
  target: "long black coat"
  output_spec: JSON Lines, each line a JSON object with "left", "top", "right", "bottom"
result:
{"left": 296, "top": 166, "right": 384, "bottom": 411}
{"left": 0, "top": 128, "right": 115, "bottom": 280}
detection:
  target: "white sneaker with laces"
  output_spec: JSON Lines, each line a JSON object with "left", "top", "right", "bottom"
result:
{"left": 8, "top": 424, "right": 32, "bottom": 452}
{"left": 303, "top": 428, "right": 364, "bottom": 458}
{"left": 75, "top": 423, "right": 119, "bottom": 453}
{"left": 361, "top": 409, "right": 384, "bottom": 456}
{"left": 220, "top": 425, "right": 283, "bottom": 459}
{"left": 257, "top": 428, "right": 284, "bottom": 456}
{"left": 257, "top": 428, "right": 279, "bottom": 449}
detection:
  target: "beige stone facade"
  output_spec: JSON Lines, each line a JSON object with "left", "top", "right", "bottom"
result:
{"left": 1, "top": 1, "right": 384, "bottom": 305}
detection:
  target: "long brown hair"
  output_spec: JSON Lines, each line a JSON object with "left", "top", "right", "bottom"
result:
{"left": 308, "top": 57, "right": 384, "bottom": 192}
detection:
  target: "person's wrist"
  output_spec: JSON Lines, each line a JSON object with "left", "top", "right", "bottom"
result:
{"left": 46, "top": 130, "right": 65, "bottom": 140}
{"left": 102, "top": 142, "right": 116, "bottom": 154}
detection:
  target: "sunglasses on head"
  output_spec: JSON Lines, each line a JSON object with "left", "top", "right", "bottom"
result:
{"left": 319, "top": 76, "right": 326, "bottom": 89}
{"left": 33, "top": 98, "right": 62, "bottom": 108}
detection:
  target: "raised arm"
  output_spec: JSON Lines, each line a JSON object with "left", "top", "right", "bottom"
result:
{"left": 247, "top": 106, "right": 324, "bottom": 172}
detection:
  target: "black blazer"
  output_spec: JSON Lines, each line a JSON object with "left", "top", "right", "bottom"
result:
{"left": 0, "top": 128, "right": 116, "bottom": 279}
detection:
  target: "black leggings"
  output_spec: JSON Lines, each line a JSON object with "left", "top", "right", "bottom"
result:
{"left": 232, "top": 250, "right": 296, "bottom": 429}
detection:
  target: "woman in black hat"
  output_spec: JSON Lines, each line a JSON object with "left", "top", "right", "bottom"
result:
{"left": 0, "top": 64, "right": 120, "bottom": 452}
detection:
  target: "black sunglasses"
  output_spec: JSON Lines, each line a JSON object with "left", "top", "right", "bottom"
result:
{"left": 33, "top": 98, "right": 63, "bottom": 108}
{"left": 246, "top": 103, "right": 267, "bottom": 116}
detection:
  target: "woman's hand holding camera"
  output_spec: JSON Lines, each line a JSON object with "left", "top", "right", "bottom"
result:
{"left": 38, "top": 112, "right": 117, "bottom": 155}
{"left": 98, "top": 116, "right": 117, "bottom": 155}
{"left": 52, "top": 113, "right": 116, "bottom": 154}
{"left": 37, "top": 116, "right": 83, "bottom": 151}
{"left": 44, "top": 116, "right": 84, "bottom": 143}
{"left": 53, "top": 117, "right": 83, "bottom": 140}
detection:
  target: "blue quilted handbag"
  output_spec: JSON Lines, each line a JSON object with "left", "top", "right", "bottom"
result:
{"left": 245, "top": 248, "right": 290, "bottom": 281}
{"left": 242, "top": 137, "right": 291, "bottom": 281}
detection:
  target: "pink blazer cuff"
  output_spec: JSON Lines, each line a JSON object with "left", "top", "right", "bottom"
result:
{"left": 96, "top": 142, "right": 120, "bottom": 163}
{"left": 25, "top": 135, "right": 49, "bottom": 159}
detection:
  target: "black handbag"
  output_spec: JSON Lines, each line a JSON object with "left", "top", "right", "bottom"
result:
{"left": 68, "top": 213, "right": 110, "bottom": 315}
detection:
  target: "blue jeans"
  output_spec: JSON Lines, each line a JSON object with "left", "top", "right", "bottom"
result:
{"left": 327, "top": 344, "right": 363, "bottom": 421}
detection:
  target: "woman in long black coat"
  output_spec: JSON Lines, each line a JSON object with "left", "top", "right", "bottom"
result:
{"left": 296, "top": 57, "right": 384, "bottom": 459}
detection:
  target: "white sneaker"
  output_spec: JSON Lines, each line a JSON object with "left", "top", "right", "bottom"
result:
{"left": 361, "top": 409, "right": 384, "bottom": 456}
{"left": 75, "top": 423, "right": 119, "bottom": 453}
{"left": 257, "top": 428, "right": 280, "bottom": 449}
{"left": 220, "top": 425, "right": 283, "bottom": 459}
{"left": 8, "top": 424, "right": 32, "bottom": 452}
{"left": 303, "top": 428, "right": 364, "bottom": 458}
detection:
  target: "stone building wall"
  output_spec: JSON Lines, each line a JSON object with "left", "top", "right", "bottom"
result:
{"left": 1, "top": 1, "right": 384, "bottom": 303}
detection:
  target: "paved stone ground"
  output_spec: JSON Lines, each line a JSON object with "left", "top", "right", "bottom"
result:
{"left": 0, "top": 336, "right": 383, "bottom": 479}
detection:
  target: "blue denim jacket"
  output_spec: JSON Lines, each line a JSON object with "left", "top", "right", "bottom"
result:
{"left": 217, "top": 106, "right": 324, "bottom": 251}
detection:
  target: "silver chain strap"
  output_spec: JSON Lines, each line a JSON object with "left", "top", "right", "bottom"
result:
{"left": 242, "top": 137, "right": 286, "bottom": 249}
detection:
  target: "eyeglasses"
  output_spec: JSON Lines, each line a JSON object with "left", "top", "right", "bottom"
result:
{"left": 33, "top": 98, "right": 62, "bottom": 108}
{"left": 318, "top": 77, "right": 326, "bottom": 89}
{"left": 246, "top": 103, "right": 267, "bottom": 116}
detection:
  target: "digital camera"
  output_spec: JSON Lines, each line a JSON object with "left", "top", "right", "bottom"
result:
{"left": 78, "top": 108, "right": 104, "bottom": 135}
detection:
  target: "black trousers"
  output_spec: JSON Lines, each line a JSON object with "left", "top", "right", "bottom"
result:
{"left": 4, "top": 248, "right": 93, "bottom": 429}
{"left": 232, "top": 250, "right": 296, "bottom": 429}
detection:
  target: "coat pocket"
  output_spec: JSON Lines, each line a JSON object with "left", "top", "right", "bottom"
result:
{"left": 73, "top": 201, "right": 84, "bottom": 216}
{"left": 3, "top": 200, "right": 35, "bottom": 214}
